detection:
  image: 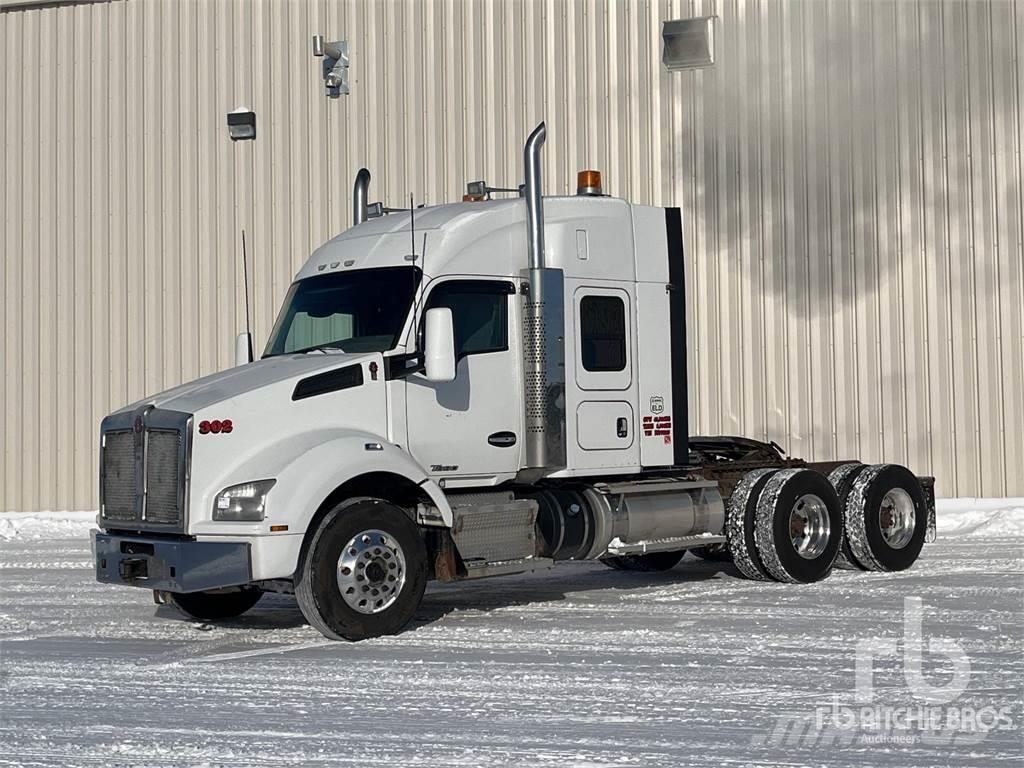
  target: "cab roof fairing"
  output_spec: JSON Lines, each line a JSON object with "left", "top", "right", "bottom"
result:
{"left": 294, "top": 195, "right": 640, "bottom": 283}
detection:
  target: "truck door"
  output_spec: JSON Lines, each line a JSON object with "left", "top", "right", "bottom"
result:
{"left": 405, "top": 278, "right": 522, "bottom": 486}
{"left": 568, "top": 283, "right": 640, "bottom": 471}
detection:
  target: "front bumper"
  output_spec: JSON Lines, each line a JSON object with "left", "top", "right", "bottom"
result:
{"left": 93, "top": 531, "right": 252, "bottom": 593}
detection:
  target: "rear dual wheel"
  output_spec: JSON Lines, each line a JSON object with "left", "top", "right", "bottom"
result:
{"left": 827, "top": 463, "right": 870, "bottom": 570}
{"left": 753, "top": 469, "right": 843, "bottom": 583}
{"left": 727, "top": 468, "right": 843, "bottom": 583}
{"left": 841, "top": 464, "right": 927, "bottom": 572}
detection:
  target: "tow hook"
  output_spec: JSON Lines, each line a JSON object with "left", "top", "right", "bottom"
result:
{"left": 118, "top": 557, "right": 149, "bottom": 582}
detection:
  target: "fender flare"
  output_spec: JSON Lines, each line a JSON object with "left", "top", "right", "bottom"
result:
{"left": 272, "top": 431, "right": 453, "bottom": 531}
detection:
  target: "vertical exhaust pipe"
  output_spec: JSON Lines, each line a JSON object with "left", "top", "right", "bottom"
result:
{"left": 521, "top": 121, "right": 565, "bottom": 473}
{"left": 524, "top": 123, "right": 547, "bottom": 269}
{"left": 352, "top": 168, "right": 371, "bottom": 225}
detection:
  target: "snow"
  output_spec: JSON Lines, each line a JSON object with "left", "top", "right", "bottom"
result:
{"left": 936, "top": 498, "right": 1024, "bottom": 537}
{"left": 0, "top": 502, "right": 1020, "bottom": 766}
{"left": 0, "top": 510, "right": 96, "bottom": 542}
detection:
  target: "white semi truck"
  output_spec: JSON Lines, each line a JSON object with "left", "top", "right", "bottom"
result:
{"left": 93, "top": 123, "right": 936, "bottom": 641}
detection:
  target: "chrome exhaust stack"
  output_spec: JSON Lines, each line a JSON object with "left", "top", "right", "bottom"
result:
{"left": 521, "top": 121, "right": 566, "bottom": 474}
{"left": 352, "top": 168, "right": 371, "bottom": 225}
{"left": 524, "top": 123, "right": 547, "bottom": 269}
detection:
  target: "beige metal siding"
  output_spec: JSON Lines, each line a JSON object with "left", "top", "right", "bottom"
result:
{"left": 1, "top": 0, "right": 1021, "bottom": 511}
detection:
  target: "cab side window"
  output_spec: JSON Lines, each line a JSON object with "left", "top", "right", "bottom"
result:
{"left": 580, "top": 295, "right": 626, "bottom": 372}
{"left": 424, "top": 280, "right": 512, "bottom": 359}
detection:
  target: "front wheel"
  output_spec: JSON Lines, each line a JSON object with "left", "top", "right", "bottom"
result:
{"left": 166, "top": 586, "right": 263, "bottom": 621}
{"left": 295, "top": 498, "right": 427, "bottom": 641}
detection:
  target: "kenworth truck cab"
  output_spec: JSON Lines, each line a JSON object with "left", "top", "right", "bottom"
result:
{"left": 93, "top": 123, "right": 936, "bottom": 640}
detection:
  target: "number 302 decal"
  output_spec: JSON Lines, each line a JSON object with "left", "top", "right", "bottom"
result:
{"left": 198, "top": 419, "right": 233, "bottom": 435}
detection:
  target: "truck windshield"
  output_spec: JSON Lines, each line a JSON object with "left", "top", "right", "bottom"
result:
{"left": 263, "top": 266, "right": 422, "bottom": 356}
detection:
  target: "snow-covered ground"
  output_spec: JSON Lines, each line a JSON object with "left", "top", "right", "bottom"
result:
{"left": 0, "top": 502, "right": 1020, "bottom": 767}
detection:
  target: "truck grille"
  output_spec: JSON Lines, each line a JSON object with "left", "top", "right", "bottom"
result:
{"left": 100, "top": 408, "right": 190, "bottom": 531}
{"left": 101, "top": 431, "right": 136, "bottom": 520}
{"left": 146, "top": 430, "right": 183, "bottom": 523}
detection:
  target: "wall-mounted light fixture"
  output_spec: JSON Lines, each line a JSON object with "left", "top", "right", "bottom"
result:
{"left": 312, "top": 35, "right": 350, "bottom": 97}
{"left": 662, "top": 16, "right": 716, "bottom": 71}
{"left": 226, "top": 108, "right": 256, "bottom": 141}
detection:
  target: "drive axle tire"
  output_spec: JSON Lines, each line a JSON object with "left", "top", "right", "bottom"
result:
{"left": 601, "top": 550, "right": 685, "bottom": 572}
{"left": 827, "top": 462, "right": 870, "bottom": 571}
{"left": 843, "top": 464, "right": 927, "bottom": 572}
{"left": 296, "top": 498, "right": 427, "bottom": 641}
{"left": 725, "top": 467, "right": 779, "bottom": 581}
{"left": 753, "top": 468, "right": 843, "bottom": 583}
{"left": 167, "top": 586, "right": 263, "bottom": 621}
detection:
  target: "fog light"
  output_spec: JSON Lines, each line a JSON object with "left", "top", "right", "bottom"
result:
{"left": 213, "top": 480, "right": 276, "bottom": 521}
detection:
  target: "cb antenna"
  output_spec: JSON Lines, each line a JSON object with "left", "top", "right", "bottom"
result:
{"left": 241, "top": 229, "right": 254, "bottom": 362}
{"left": 404, "top": 193, "right": 429, "bottom": 352}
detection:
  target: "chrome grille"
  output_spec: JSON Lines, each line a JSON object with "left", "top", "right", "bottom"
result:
{"left": 101, "top": 431, "right": 136, "bottom": 520}
{"left": 145, "top": 429, "right": 182, "bottom": 523}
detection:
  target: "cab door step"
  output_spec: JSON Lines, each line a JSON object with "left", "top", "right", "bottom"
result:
{"left": 462, "top": 557, "right": 554, "bottom": 580}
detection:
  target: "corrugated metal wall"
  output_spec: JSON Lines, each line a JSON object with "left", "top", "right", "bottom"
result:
{"left": 1, "top": 0, "right": 1021, "bottom": 511}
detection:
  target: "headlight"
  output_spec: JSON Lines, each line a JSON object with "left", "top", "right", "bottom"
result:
{"left": 213, "top": 480, "right": 276, "bottom": 521}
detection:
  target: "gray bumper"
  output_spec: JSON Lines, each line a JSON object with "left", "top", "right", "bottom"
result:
{"left": 93, "top": 531, "right": 252, "bottom": 593}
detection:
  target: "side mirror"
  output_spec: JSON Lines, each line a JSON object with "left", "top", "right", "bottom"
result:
{"left": 235, "top": 332, "right": 254, "bottom": 366}
{"left": 424, "top": 307, "right": 456, "bottom": 382}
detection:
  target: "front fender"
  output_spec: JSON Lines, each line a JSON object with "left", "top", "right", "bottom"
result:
{"left": 267, "top": 432, "right": 453, "bottom": 532}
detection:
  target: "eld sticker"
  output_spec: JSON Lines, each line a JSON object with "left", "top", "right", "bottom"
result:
{"left": 650, "top": 396, "right": 665, "bottom": 414}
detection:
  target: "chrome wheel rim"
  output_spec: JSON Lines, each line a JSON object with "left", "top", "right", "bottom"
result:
{"left": 790, "top": 494, "right": 831, "bottom": 560}
{"left": 337, "top": 529, "right": 406, "bottom": 614}
{"left": 879, "top": 488, "right": 916, "bottom": 549}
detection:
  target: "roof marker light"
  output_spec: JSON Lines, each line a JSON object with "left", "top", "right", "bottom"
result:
{"left": 577, "top": 170, "right": 603, "bottom": 196}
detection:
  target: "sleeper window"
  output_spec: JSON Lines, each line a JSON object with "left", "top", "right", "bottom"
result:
{"left": 580, "top": 295, "right": 626, "bottom": 372}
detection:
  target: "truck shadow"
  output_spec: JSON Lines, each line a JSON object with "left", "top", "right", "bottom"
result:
{"left": 154, "top": 557, "right": 737, "bottom": 634}
{"left": 414, "top": 557, "right": 730, "bottom": 626}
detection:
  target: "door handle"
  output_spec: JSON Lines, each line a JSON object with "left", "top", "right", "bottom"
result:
{"left": 616, "top": 417, "right": 628, "bottom": 438}
{"left": 488, "top": 431, "right": 517, "bottom": 447}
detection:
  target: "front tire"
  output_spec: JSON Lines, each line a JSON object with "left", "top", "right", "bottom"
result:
{"left": 166, "top": 586, "right": 262, "bottom": 621}
{"left": 295, "top": 498, "right": 427, "bottom": 641}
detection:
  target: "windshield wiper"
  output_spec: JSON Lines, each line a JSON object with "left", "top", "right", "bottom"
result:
{"left": 289, "top": 344, "right": 349, "bottom": 355}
